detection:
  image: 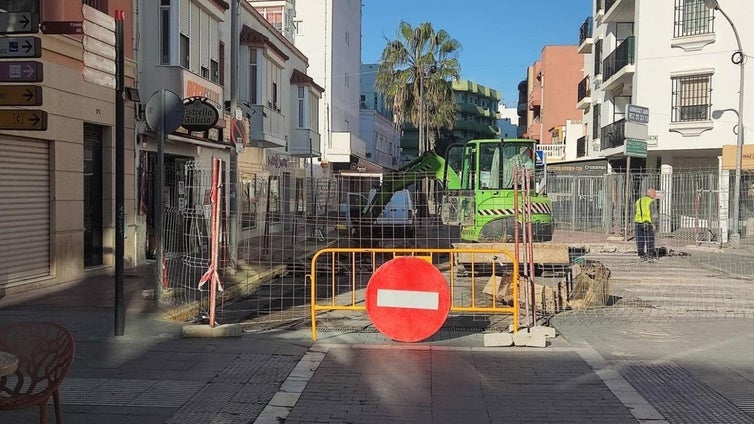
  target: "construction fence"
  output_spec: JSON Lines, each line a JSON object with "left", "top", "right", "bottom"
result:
{"left": 151, "top": 163, "right": 754, "bottom": 327}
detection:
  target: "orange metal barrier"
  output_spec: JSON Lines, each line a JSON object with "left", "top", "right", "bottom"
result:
{"left": 309, "top": 247, "right": 520, "bottom": 341}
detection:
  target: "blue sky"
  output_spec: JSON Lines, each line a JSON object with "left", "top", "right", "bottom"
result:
{"left": 361, "top": 0, "right": 592, "bottom": 107}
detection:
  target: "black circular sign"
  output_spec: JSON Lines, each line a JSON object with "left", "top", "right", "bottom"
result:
{"left": 182, "top": 97, "right": 219, "bottom": 132}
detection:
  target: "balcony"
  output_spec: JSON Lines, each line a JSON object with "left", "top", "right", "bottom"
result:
{"left": 604, "top": 0, "right": 634, "bottom": 23}
{"left": 288, "top": 128, "right": 321, "bottom": 158}
{"left": 538, "top": 143, "right": 566, "bottom": 162}
{"left": 454, "top": 119, "right": 500, "bottom": 137}
{"left": 327, "top": 132, "right": 367, "bottom": 164}
{"left": 600, "top": 119, "right": 626, "bottom": 151}
{"left": 528, "top": 86, "right": 541, "bottom": 110}
{"left": 602, "top": 36, "right": 635, "bottom": 91}
{"left": 248, "top": 104, "right": 286, "bottom": 148}
{"left": 578, "top": 17, "right": 593, "bottom": 54}
{"left": 527, "top": 121, "right": 542, "bottom": 141}
{"left": 576, "top": 76, "right": 591, "bottom": 110}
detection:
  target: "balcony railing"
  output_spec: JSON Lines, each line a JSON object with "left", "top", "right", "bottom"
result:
{"left": 579, "top": 17, "right": 593, "bottom": 46}
{"left": 577, "top": 76, "right": 591, "bottom": 103}
{"left": 600, "top": 118, "right": 626, "bottom": 150}
{"left": 538, "top": 144, "right": 566, "bottom": 161}
{"left": 602, "top": 36, "right": 635, "bottom": 81}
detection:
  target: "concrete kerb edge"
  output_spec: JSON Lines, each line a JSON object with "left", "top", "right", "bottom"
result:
{"left": 160, "top": 263, "right": 287, "bottom": 322}
{"left": 159, "top": 243, "right": 330, "bottom": 322}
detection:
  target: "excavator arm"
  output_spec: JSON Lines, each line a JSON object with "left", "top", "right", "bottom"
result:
{"left": 361, "top": 151, "right": 460, "bottom": 220}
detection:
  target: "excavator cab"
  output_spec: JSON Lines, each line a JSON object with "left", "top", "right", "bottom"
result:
{"left": 441, "top": 138, "right": 552, "bottom": 242}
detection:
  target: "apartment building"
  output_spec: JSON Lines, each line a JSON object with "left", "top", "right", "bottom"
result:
{"left": 399, "top": 79, "right": 502, "bottom": 161}
{"left": 246, "top": 0, "right": 297, "bottom": 42}
{"left": 359, "top": 63, "right": 401, "bottom": 170}
{"left": 0, "top": 1, "right": 137, "bottom": 293}
{"left": 497, "top": 105, "right": 519, "bottom": 139}
{"left": 289, "top": 0, "right": 372, "bottom": 174}
{"left": 519, "top": 46, "right": 583, "bottom": 146}
{"left": 233, "top": 1, "right": 323, "bottom": 234}
{"left": 577, "top": 0, "right": 753, "bottom": 171}
{"left": 451, "top": 80, "right": 502, "bottom": 142}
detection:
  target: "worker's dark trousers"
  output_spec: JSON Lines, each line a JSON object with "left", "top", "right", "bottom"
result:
{"left": 635, "top": 223, "right": 655, "bottom": 258}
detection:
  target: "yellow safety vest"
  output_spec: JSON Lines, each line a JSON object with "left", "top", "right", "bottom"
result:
{"left": 634, "top": 196, "right": 654, "bottom": 224}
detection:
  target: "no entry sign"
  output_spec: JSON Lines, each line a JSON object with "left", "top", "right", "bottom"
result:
{"left": 365, "top": 256, "right": 450, "bottom": 342}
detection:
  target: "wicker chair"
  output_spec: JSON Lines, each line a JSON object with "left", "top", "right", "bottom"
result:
{"left": 0, "top": 321, "right": 75, "bottom": 424}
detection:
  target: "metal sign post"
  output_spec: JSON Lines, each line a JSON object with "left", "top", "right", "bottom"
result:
{"left": 145, "top": 89, "right": 185, "bottom": 304}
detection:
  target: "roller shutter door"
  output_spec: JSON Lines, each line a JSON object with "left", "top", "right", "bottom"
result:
{"left": 0, "top": 137, "right": 50, "bottom": 284}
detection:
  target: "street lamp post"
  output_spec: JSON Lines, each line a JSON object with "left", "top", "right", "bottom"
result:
{"left": 705, "top": 0, "right": 746, "bottom": 246}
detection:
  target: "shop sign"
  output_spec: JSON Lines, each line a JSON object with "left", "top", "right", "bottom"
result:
{"left": 181, "top": 97, "right": 218, "bottom": 132}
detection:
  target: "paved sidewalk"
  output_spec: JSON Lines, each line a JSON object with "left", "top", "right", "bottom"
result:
{"left": 2, "top": 235, "right": 754, "bottom": 423}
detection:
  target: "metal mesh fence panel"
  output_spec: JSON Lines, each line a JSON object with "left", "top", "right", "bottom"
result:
{"left": 155, "top": 165, "right": 754, "bottom": 328}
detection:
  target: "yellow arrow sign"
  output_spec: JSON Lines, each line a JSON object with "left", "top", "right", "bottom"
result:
{"left": 0, "top": 85, "right": 42, "bottom": 106}
{"left": 0, "top": 109, "right": 47, "bottom": 131}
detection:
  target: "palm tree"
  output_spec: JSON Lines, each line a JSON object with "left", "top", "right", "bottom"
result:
{"left": 375, "top": 21, "right": 461, "bottom": 155}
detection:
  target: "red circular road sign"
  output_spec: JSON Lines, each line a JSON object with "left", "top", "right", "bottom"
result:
{"left": 231, "top": 118, "right": 247, "bottom": 147}
{"left": 365, "top": 257, "right": 450, "bottom": 342}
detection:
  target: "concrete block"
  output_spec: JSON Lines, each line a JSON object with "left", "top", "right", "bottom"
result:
{"left": 525, "top": 332, "right": 547, "bottom": 348}
{"left": 512, "top": 332, "right": 530, "bottom": 346}
{"left": 181, "top": 323, "right": 242, "bottom": 338}
{"left": 530, "top": 325, "right": 557, "bottom": 338}
{"left": 484, "top": 332, "right": 513, "bottom": 347}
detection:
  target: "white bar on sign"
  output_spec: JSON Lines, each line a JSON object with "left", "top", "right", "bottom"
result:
{"left": 376, "top": 289, "right": 439, "bottom": 310}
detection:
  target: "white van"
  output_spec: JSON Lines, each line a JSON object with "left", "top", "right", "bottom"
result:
{"left": 370, "top": 189, "right": 415, "bottom": 227}
{"left": 337, "top": 189, "right": 416, "bottom": 237}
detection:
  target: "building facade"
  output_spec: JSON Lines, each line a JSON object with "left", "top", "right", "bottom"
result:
{"left": 290, "top": 0, "right": 371, "bottom": 174}
{"left": 359, "top": 63, "right": 401, "bottom": 170}
{"left": 0, "top": 0, "right": 137, "bottom": 293}
{"left": 234, "top": 1, "right": 322, "bottom": 235}
{"left": 577, "top": 0, "right": 753, "bottom": 171}
{"left": 497, "top": 105, "right": 520, "bottom": 139}
{"left": 400, "top": 79, "right": 502, "bottom": 161}
{"left": 522, "top": 45, "right": 583, "bottom": 145}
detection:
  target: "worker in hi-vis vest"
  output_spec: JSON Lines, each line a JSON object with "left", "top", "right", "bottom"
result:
{"left": 634, "top": 188, "right": 658, "bottom": 261}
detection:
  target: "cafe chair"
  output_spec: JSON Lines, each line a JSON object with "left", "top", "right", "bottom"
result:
{"left": 0, "top": 321, "right": 75, "bottom": 424}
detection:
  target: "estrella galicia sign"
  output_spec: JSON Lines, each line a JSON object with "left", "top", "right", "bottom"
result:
{"left": 181, "top": 97, "right": 219, "bottom": 132}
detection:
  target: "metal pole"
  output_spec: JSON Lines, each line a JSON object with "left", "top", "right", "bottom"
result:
{"left": 155, "top": 90, "right": 165, "bottom": 301}
{"left": 709, "top": 2, "right": 745, "bottom": 246}
{"left": 114, "top": 10, "right": 125, "bottom": 336}
{"left": 624, "top": 157, "right": 632, "bottom": 241}
{"left": 229, "top": 0, "right": 240, "bottom": 264}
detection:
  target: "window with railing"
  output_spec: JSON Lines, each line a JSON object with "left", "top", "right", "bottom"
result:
{"left": 673, "top": 0, "right": 714, "bottom": 38}
{"left": 578, "top": 76, "right": 591, "bottom": 102}
{"left": 577, "top": 136, "right": 587, "bottom": 157}
{"left": 671, "top": 74, "right": 712, "bottom": 122}
{"left": 592, "top": 104, "right": 601, "bottom": 140}
{"left": 579, "top": 17, "right": 593, "bottom": 46}
{"left": 594, "top": 39, "right": 603, "bottom": 76}
{"left": 602, "top": 36, "right": 635, "bottom": 81}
